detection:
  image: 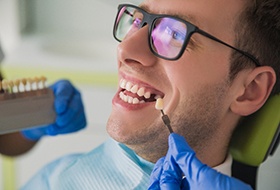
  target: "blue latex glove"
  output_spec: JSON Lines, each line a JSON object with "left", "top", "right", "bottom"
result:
{"left": 148, "top": 133, "right": 253, "bottom": 190}
{"left": 21, "top": 80, "right": 87, "bottom": 141}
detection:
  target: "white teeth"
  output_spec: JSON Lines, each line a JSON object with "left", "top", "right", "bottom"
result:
{"left": 120, "top": 79, "right": 126, "bottom": 88}
{"left": 128, "top": 96, "right": 133, "bottom": 104}
{"left": 131, "top": 84, "right": 139, "bottom": 93}
{"left": 144, "top": 91, "right": 151, "bottom": 99}
{"left": 119, "top": 91, "right": 144, "bottom": 104}
{"left": 120, "top": 91, "right": 124, "bottom": 99}
{"left": 125, "top": 82, "right": 133, "bottom": 91}
{"left": 118, "top": 79, "right": 163, "bottom": 105}
{"left": 137, "top": 87, "right": 145, "bottom": 97}
{"left": 154, "top": 95, "right": 161, "bottom": 100}
{"left": 133, "top": 98, "right": 140, "bottom": 104}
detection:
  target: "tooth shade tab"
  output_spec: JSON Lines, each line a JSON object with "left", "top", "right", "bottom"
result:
{"left": 155, "top": 98, "right": 164, "bottom": 110}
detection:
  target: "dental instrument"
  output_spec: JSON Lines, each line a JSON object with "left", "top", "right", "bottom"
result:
{"left": 155, "top": 98, "right": 173, "bottom": 133}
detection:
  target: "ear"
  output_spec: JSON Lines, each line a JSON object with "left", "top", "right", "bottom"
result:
{"left": 230, "top": 66, "right": 276, "bottom": 116}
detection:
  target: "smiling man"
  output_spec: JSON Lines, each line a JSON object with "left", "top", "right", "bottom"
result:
{"left": 21, "top": 0, "right": 280, "bottom": 189}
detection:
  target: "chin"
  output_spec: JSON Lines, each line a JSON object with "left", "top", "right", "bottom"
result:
{"left": 106, "top": 115, "right": 131, "bottom": 143}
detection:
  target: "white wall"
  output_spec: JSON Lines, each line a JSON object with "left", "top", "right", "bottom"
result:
{"left": 0, "top": 0, "right": 20, "bottom": 54}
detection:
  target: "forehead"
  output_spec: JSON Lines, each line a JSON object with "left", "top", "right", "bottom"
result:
{"left": 140, "top": 3, "right": 199, "bottom": 26}
{"left": 140, "top": 0, "right": 245, "bottom": 40}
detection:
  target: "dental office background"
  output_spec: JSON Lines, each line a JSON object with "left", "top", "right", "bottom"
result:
{"left": 0, "top": 0, "right": 279, "bottom": 189}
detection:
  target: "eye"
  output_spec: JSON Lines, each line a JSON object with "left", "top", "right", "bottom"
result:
{"left": 171, "top": 30, "right": 185, "bottom": 41}
{"left": 131, "top": 11, "right": 143, "bottom": 28}
{"left": 133, "top": 18, "right": 142, "bottom": 28}
{"left": 164, "top": 27, "right": 185, "bottom": 41}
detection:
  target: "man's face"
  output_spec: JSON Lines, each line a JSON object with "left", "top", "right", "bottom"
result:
{"left": 107, "top": 0, "right": 245, "bottom": 162}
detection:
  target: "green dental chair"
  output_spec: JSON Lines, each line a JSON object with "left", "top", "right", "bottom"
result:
{"left": 230, "top": 94, "right": 280, "bottom": 189}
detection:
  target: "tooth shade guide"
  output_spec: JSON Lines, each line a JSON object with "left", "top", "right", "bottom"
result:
{"left": 14, "top": 79, "right": 20, "bottom": 92}
{"left": 1, "top": 79, "right": 8, "bottom": 92}
{"left": 0, "top": 76, "right": 55, "bottom": 134}
{"left": 0, "top": 76, "right": 49, "bottom": 101}
{"left": 155, "top": 98, "right": 164, "bottom": 110}
{"left": 154, "top": 98, "right": 174, "bottom": 133}
{"left": 0, "top": 76, "right": 48, "bottom": 94}
{"left": 40, "top": 76, "right": 47, "bottom": 88}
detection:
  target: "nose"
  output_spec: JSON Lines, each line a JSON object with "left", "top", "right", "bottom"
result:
{"left": 117, "top": 25, "right": 157, "bottom": 67}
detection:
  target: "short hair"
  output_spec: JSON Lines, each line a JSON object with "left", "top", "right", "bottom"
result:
{"left": 230, "top": 0, "right": 280, "bottom": 95}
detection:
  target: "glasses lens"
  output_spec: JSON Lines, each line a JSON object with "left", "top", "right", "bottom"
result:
{"left": 151, "top": 17, "right": 187, "bottom": 59}
{"left": 114, "top": 5, "right": 188, "bottom": 60}
{"left": 114, "top": 6, "right": 143, "bottom": 41}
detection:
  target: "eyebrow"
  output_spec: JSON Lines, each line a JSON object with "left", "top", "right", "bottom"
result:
{"left": 139, "top": 4, "right": 200, "bottom": 26}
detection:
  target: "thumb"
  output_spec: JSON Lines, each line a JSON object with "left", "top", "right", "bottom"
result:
{"left": 168, "top": 133, "right": 206, "bottom": 178}
{"left": 148, "top": 157, "right": 165, "bottom": 190}
{"left": 169, "top": 133, "right": 253, "bottom": 190}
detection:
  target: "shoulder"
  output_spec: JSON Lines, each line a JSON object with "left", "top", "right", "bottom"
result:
{"left": 21, "top": 140, "right": 116, "bottom": 190}
{"left": 20, "top": 153, "right": 83, "bottom": 190}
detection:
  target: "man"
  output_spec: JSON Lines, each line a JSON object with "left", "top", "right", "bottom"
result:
{"left": 21, "top": 0, "right": 279, "bottom": 189}
{"left": 0, "top": 43, "right": 87, "bottom": 156}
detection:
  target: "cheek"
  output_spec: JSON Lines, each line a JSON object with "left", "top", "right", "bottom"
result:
{"left": 166, "top": 51, "right": 230, "bottom": 94}
{"left": 164, "top": 58, "right": 203, "bottom": 98}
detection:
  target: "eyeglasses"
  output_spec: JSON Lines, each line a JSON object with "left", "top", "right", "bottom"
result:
{"left": 113, "top": 4, "right": 260, "bottom": 66}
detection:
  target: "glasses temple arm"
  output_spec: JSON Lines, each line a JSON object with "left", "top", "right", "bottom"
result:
{"left": 196, "top": 29, "right": 261, "bottom": 67}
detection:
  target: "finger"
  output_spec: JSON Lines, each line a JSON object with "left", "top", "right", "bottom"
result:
{"left": 168, "top": 134, "right": 253, "bottom": 189}
{"left": 51, "top": 80, "right": 75, "bottom": 114}
{"left": 159, "top": 148, "right": 184, "bottom": 189}
{"left": 148, "top": 157, "right": 165, "bottom": 190}
{"left": 181, "top": 178, "right": 189, "bottom": 189}
{"left": 56, "top": 91, "right": 84, "bottom": 127}
{"left": 169, "top": 133, "right": 222, "bottom": 184}
{"left": 168, "top": 133, "right": 204, "bottom": 177}
{"left": 21, "top": 125, "right": 48, "bottom": 141}
{"left": 48, "top": 110, "right": 86, "bottom": 135}
{"left": 45, "top": 124, "right": 59, "bottom": 136}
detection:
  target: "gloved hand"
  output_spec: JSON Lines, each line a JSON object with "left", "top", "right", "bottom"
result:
{"left": 148, "top": 133, "right": 253, "bottom": 190}
{"left": 21, "top": 80, "right": 87, "bottom": 141}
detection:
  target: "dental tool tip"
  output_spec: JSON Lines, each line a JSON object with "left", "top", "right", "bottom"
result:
{"left": 162, "top": 114, "right": 173, "bottom": 133}
{"left": 155, "top": 98, "right": 173, "bottom": 133}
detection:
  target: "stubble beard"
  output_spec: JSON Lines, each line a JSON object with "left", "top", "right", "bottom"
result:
{"left": 106, "top": 80, "right": 230, "bottom": 162}
{"left": 106, "top": 112, "right": 169, "bottom": 162}
{"left": 173, "top": 81, "right": 230, "bottom": 156}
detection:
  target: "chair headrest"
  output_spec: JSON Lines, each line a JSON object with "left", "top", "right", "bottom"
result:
{"left": 230, "top": 94, "right": 280, "bottom": 167}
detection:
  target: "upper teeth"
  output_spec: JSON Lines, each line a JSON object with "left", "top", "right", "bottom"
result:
{"left": 119, "top": 79, "right": 161, "bottom": 104}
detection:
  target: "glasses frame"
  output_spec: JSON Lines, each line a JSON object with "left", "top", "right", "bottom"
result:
{"left": 113, "top": 4, "right": 261, "bottom": 66}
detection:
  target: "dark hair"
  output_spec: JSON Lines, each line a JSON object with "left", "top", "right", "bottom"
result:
{"left": 230, "top": 0, "right": 280, "bottom": 95}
